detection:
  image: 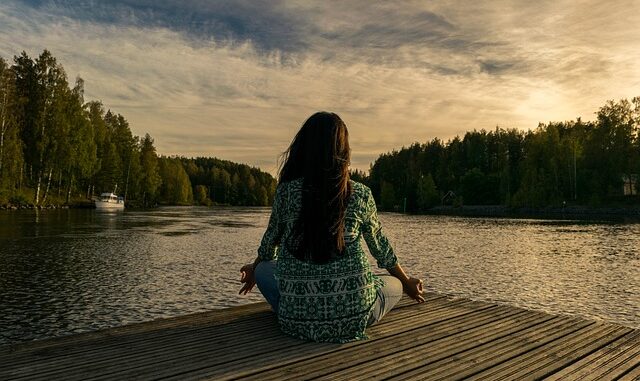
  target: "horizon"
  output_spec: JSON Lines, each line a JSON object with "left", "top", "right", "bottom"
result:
{"left": 1, "top": 1, "right": 639, "bottom": 174}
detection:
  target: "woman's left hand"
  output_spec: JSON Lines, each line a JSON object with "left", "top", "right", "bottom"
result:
{"left": 239, "top": 264, "right": 256, "bottom": 295}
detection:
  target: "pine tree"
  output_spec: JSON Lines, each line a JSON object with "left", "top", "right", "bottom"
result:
{"left": 140, "top": 134, "right": 161, "bottom": 207}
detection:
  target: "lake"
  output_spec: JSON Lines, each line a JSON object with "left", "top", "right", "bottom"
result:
{"left": 0, "top": 207, "right": 638, "bottom": 346}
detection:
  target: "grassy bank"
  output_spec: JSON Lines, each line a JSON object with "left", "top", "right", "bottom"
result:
{"left": 0, "top": 188, "right": 94, "bottom": 210}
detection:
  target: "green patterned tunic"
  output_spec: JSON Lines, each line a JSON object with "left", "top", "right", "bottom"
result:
{"left": 257, "top": 179, "right": 398, "bottom": 343}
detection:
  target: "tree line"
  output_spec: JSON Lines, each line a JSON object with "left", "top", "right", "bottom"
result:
{"left": 0, "top": 50, "right": 276, "bottom": 207}
{"left": 3, "top": 50, "right": 636, "bottom": 211}
{"left": 364, "top": 98, "right": 640, "bottom": 212}
{"left": 159, "top": 156, "right": 276, "bottom": 206}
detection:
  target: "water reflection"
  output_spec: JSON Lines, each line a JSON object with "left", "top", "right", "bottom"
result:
{"left": 380, "top": 215, "right": 639, "bottom": 331}
{"left": 0, "top": 209, "right": 638, "bottom": 346}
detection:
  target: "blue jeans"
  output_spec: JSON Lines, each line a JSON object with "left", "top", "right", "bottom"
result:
{"left": 254, "top": 261, "right": 403, "bottom": 326}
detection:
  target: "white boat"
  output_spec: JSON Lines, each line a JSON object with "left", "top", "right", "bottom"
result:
{"left": 95, "top": 192, "right": 125, "bottom": 210}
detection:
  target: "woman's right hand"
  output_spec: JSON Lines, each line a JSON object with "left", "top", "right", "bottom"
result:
{"left": 403, "top": 277, "right": 425, "bottom": 303}
{"left": 239, "top": 263, "right": 256, "bottom": 295}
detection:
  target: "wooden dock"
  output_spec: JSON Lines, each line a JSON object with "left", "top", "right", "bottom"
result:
{"left": 1, "top": 293, "right": 638, "bottom": 380}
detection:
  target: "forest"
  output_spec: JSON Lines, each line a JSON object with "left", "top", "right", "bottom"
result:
{"left": 364, "top": 98, "right": 640, "bottom": 212}
{"left": 0, "top": 50, "right": 276, "bottom": 208}
{"left": 2, "top": 50, "right": 638, "bottom": 212}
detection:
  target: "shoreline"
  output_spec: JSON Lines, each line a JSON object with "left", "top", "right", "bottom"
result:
{"left": 3, "top": 202, "right": 640, "bottom": 221}
{"left": 0, "top": 200, "right": 94, "bottom": 210}
{"left": 423, "top": 205, "right": 640, "bottom": 221}
{"left": 0, "top": 201, "right": 236, "bottom": 211}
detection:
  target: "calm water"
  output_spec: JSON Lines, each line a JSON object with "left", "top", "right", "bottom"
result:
{"left": 0, "top": 207, "right": 638, "bottom": 345}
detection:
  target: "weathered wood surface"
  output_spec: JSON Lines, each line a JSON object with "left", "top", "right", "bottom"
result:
{"left": 0, "top": 293, "right": 638, "bottom": 380}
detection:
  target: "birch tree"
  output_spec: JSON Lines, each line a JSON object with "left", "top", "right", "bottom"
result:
{"left": 0, "top": 58, "right": 22, "bottom": 191}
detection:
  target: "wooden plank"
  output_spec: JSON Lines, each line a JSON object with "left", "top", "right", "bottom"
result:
{"left": 93, "top": 301, "right": 493, "bottom": 381}
{"left": 238, "top": 307, "right": 522, "bottom": 381}
{"left": 103, "top": 301, "right": 501, "bottom": 381}
{"left": 367, "top": 316, "right": 590, "bottom": 380}
{"left": 3, "top": 328, "right": 298, "bottom": 381}
{"left": 395, "top": 293, "right": 446, "bottom": 308}
{"left": 0, "top": 302, "right": 271, "bottom": 356}
{"left": 617, "top": 363, "right": 640, "bottom": 381}
{"left": 324, "top": 313, "right": 561, "bottom": 381}
{"left": 0, "top": 311, "right": 280, "bottom": 372}
{"left": 543, "top": 330, "right": 640, "bottom": 380}
{"left": 0, "top": 294, "right": 438, "bottom": 367}
{"left": 239, "top": 308, "right": 543, "bottom": 381}
{"left": 0, "top": 293, "right": 637, "bottom": 381}
{"left": 466, "top": 323, "right": 633, "bottom": 380}
{"left": 1, "top": 296, "right": 463, "bottom": 380}
{"left": 0, "top": 311, "right": 278, "bottom": 367}
{"left": 394, "top": 319, "right": 593, "bottom": 381}
{"left": 2, "top": 323, "right": 286, "bottom": 380}
{"left": 369, "top": 298, "right": 485, "bottom": 328}
{"left": 176, "top": 303, "right": 502, "bottom": 381}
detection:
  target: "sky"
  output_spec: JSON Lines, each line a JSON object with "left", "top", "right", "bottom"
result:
{"left": 1, "top": 1, "right": 639, "bottom": 174}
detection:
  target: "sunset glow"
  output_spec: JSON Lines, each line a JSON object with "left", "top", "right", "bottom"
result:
{"left": 1, "top": 0, "right": 639, "bottom": 173}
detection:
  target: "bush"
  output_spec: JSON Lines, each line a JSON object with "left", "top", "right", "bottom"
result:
{"left": 0, "top": 190, "right": 9, "bottom": 206}
{"left": 9, "top": 191, "right": 32, "bottom": 206}
{"left": 461, "top": 168, "right": 501, "bottom": 205}
{"left": 42, "top": 194, "right": 65, "bottom": 206}
{"left": 416, "top": 174, "right": 439, "bottom": 211}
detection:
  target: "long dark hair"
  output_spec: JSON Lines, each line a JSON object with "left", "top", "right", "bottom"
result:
{"left": 279, "top": 112, "right": 352, "bottom": 263}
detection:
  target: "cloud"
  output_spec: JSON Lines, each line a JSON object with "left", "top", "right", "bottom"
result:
{"left": 1, "top": 0, "right": 639, "bottom": 174}
{"left": 16, "top": 0, "right": 310, "bottom": 52}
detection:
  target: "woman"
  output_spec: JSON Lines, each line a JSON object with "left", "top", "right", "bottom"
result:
{"left": 239, "top": 112, "right": 424, "bottom": 343}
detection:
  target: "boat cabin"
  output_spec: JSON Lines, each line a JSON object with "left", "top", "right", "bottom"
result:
{"left": 99, "top": 193, "right": 123, "bottom": 203}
